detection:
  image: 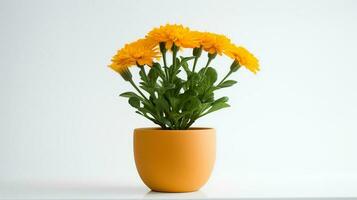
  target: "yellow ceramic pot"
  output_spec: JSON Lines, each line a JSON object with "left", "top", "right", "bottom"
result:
{"left": 134, "top": 128, "right": 216, "bottom": 193}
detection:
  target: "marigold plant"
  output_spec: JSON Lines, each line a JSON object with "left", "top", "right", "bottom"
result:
{"left": 109, "top": 24, "right": 259, "bottom": 130}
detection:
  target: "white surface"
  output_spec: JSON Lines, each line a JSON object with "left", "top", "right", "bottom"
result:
{"left": 1, "top": 0, "right": 357, "bottom": 198}
{"left": 1, "top": 177, "right": 357, "bottom": 199}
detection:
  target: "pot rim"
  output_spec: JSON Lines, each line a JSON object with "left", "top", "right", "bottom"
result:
{"left": 134, "top": 127, "right": 215, "bottom": 133}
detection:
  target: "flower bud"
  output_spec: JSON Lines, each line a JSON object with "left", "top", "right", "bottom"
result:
{"left": 208, "top": 52, "right": 217, "bottom": 60}
{"left": 193, "top": 47, "right": 202, "bottom": 57}
{"left": 230, "top": 60, "right": 241, "bottom": 72}
{"left": 171, "top": 43, "right": 178, "bottom": 52}
{"left": 159, "top": 42, "right": 166, "bottom": 54}
{"left": 120, "top": 68, "right": 133, "bottom": 81}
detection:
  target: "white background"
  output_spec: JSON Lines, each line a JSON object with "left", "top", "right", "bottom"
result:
{"left": 1, "top": 0, "right": 357, "bottom": 198}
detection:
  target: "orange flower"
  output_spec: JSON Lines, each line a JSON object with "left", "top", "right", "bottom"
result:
{"left": 109, "top": 38, "right": 160, "bottom": 74}
{"left": 147, "top": 24, "right": 199, "bottom": 49}
{"left": 225, "top": 44, "right": 260, "bottom": 74}
{"left": 194, "top": 32, "right": 231, "bottom": 55}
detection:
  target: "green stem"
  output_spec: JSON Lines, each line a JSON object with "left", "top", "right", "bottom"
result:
{"left": 139, "top": 65, "right": 146, "bottom": 74}
{"left": 199, "top": 56, "right": 215, "bottom": 82}
{"left": 138, "top": 65, "right": 148, "bottom": 81}
{"left": 184, "top": 119, "right": 196, "bottom": 129}
{"left": 202, "top": 57, "right": 213, "bottom": 74}
{"left": 129, "top": 79, "right": 148, "bottom": 101}
{"left": 217, "top": 70, "right": 233, "bottom": 86}
{"left": 192, "top": 47, "right": 202, "bottom": 73}
{"left": 173, "top": 50, "right": 177, "bottom": 69}
{"left": 171, "top": 44, "right": 178, "bottom": 82}
{"left": 159, "top": 42, "right": 169, "bottom": 82}
{"left": 162, "top": 52, "right": 169, "bottom": 81}
{"left": 192, "top": 56, "right": 198, "bottom": 73}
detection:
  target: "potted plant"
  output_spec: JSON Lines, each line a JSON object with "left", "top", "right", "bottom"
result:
{"left": 108, "top": 24, "right": 259, "bottom": 192}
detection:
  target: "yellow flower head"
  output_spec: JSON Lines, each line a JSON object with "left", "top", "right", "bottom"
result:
{"left": 109, "top": 38, "right": 160, "bottom": 74}
{"left": 194, "top": 32, "right": 231, "bottom": 55}
{"left": 147, "top": 24, "right": 200, "bottom": 50}
{"left": 225, "top": 44, "right": 260, "bottom": 74}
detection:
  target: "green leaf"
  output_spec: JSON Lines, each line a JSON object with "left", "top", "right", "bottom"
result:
{"left": 137, "top": 107, "right": 149, "bottom": 114}
{"left": 204, "top": 102, "right": 230, "bottom": 115}
{"left": 218, "top": 80, "right": 237, "bottom": 88}
{"left": 162, "top": 118, "right": 172, "bottom": 127}
{"left": 163, "top": 83, "right": 176, "bottom": 90}
{"left": 205, "top": 67, "right": 217, "bottom": 84}
{"left": 202, "top": 92, "right": 214, "bottom": 103}
{"left": 139, "top": 69, "right": 148, "bottom": 82}
{"left": 215, "top": 96, "right": 229, "bottom": 103}
{"left": 182, "top": 97, "right": 201, "bottom": 112}
{"left": 181, "top": 60, "right": 191, "bottom": 74}
{"left": 120, "top": 92, "right": 141, "bottom": 99}
{"left": 185, "top": 89, "right": 198, "bottom": 96}
{"left": 135, "top": 111, "right": 144, "bottom": 116}
{"left": 140, "top": 100, "right": 155, "bottom": 112}
{"left": 135, "top": 111, "right": 165, "bottom": 128}
{"left": 179, "top": 56, "right": 195, "bottom": 63}
{"left": 154, "top": 98, "right": 170, "bottom": 112}
{"left": 148, "top": 67, "right": 159, "bottom": 83}
{"left": 128, "top": 97, "right": 141, "bottom": 108}
{"left": 140, "top": 85, "right": 155, "bottom": 95}
{"left": 152, "top": 62, "right": 165, "bottom": 79}
{"left": 199, "top": 102, "right": 212, "bottom": 113}
{"left": 168, "top": 96, "right": 180, "bottom": 111}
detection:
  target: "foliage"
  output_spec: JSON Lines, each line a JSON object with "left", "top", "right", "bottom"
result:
{"left": 108, "top": 24, "right": 259, "bottom": 130}
{"left": 119, "top": 48, "right": 239, "bottom": 129}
